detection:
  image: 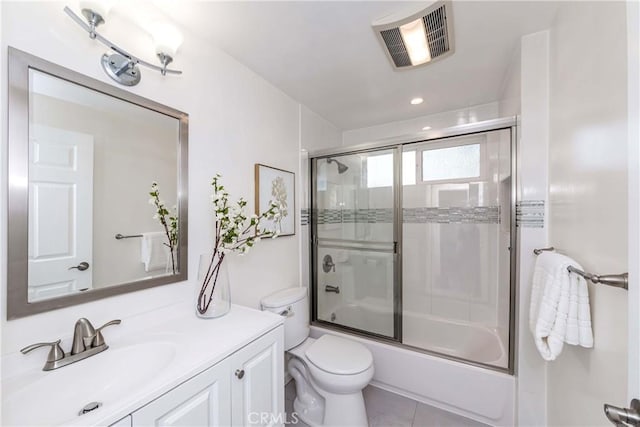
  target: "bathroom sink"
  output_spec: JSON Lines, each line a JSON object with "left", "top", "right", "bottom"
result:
{"left": 2, "top": 341, "right": 177, "bottom": 426}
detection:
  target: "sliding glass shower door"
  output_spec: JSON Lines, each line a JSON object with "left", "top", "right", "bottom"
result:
{"left": 312, "top": 149, "right": 400, "bottom": 339}
{"left": 401, "top": 129, "right": 512, "bottom": 369}
{"left": 310, "top": 124, "right": 515, "bottom": 371}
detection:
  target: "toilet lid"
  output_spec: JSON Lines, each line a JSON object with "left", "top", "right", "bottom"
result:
{"left": 305, "top": 335, "right": 373, "bottom": 375}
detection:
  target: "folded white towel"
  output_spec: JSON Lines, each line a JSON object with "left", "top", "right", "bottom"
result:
{"left": 529, "top": 252, "right": 593, "bottom": 361}
{"left": 141, "top": 232, "right": 170, "bottom": 272}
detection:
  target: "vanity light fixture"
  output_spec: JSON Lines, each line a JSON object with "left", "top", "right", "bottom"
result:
{"left": 410, "top": 97, "right": 424, "bottom": 105}
{"left": 64, "top": 4, "right": 183, "bottom": 86}
{"left": 422, "top": 126, "right": 432, "bottom": 130}
{"left": 79, "top": 0, "right": 112, "bottom": 39}
{"left": 149, "top": 21, "right": 184, "bottom": 76}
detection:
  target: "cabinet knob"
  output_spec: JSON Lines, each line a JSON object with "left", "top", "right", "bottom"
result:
{"left": 235, "top": 369, "right": 245, "bottom": 379}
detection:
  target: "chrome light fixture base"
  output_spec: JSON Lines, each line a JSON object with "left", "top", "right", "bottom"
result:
{"left": 101, "top": 53, "right": 141, "bottom": 86}
{"left": 157, "top": 53, "right": 174, "bottom": 76}
{"left": 81, "top": 9, "right": 104, "bottom": 39}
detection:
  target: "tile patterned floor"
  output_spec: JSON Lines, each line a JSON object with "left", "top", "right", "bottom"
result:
{"left": 285, "top": 381, "right": 490, "bottom": 427}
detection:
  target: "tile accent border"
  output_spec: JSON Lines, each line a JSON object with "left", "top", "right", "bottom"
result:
{"left": 516, "top": 200, "right": 545, "bottom": 228}
{"left": 404, "top": 207, "right": 500, "bottom": 224}
{"left": 305, "top": 207, "right": 501, "bottom": 225}
{"left": 304, "top": 201, "right": 545, "bottom": 227}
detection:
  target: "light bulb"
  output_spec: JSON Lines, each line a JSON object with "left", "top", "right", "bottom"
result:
{"left": 79, "top": 0, "right": 113, "bottom": 21}
{"left": 150, "top": 21, "right": 184, "bottom": 58}
{"left": 410, "top": 97, "right": 423, "bottom": 105}
{"left": 399, "top": 18, "right": 431, "bottom": 66}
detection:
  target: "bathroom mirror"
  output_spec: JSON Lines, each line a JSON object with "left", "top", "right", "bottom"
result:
{"left": 7, "top": 47, "right": 189, "bottom": 319}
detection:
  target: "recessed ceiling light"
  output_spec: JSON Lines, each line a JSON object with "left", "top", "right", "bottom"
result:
{"left": 411, "top": 97, "right": 423, "bottom": 105}
{"left": 422, "top": 126, "right": 432, "bottom": 130}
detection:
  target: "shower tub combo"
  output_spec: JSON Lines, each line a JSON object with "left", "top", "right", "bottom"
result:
{"left": 309, "top": 118, "right": 517, "bottom": 425}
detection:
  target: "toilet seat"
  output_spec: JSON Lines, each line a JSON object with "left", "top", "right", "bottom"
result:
{"left": 289, "top": 335, "right": 375, "bottom": 397}
{"left": 305, "top": 335, "right": 373, "bottom": 375}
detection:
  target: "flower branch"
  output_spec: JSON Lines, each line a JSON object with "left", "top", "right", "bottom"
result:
{"left": 149, "top": 182, "right": 178, "bottom": 274}
{"left": 197, "top": 174, "right": 283, "bottom": 315}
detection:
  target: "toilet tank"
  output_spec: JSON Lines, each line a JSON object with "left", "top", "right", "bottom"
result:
{"left": 261, "top": 287, "right": 309, "bottom": 350}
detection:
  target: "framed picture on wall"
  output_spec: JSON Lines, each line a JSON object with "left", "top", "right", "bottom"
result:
{"left": 255, "top": 164, "right": 295, "bottom": 237}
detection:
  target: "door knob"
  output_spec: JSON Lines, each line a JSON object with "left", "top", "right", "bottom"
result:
{"left": 235, "top": 369, "right": 245, "bottom": 379}
{"left": 605, "top": 399, "right": 640, "bottom": 426}
{"left": 69, "top": 262, "right": 90, "bottom": 271}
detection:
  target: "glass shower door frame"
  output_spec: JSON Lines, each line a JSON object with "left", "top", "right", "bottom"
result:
{"left": 309, "top": 117, "right": 518, "bottom": 374}
{"left": 310, "top": 147, "right": 404, "bottom": 342}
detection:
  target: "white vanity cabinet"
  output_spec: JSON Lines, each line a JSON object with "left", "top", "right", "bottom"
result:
{"left": 130, "top": 359, "right": 232, "bottom": 426}
{"left": 230, "top": 327, "right": 284, "bottom": 427}
{"left": 1, "top": 304, "right": 285, "bottom": 427}
{"left": 130, "top": 325, "right": 284, "bottom": 427}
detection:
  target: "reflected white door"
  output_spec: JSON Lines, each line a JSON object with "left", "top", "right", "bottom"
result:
{"left": 28, "top": 124, "right": 94, "bottom": 301}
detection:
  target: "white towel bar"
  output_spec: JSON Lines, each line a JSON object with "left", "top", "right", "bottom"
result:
{"left": 115, "top": 233, "right": 143, "bottom": 240}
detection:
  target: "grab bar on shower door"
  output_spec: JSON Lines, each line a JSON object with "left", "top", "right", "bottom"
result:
{"left": 317, "top": 238, "right": 396, "bottom": 254}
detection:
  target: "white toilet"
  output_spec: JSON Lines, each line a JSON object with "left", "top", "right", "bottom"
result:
{"left": 261, "top": 287, "right": 374, "bottom": 427}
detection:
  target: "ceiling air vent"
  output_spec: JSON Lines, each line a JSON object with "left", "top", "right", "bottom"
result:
{"left": 373, "top": 1, "right": 454, "bottom": 70}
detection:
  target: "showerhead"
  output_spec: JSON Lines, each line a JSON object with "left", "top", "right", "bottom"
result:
{"left": 327, "top": 157, "right": 349, "bottom": 174}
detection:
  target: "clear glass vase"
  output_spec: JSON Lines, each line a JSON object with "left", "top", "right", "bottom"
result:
{"left": 196, "top": 253, "right": 231, "bottom": 318}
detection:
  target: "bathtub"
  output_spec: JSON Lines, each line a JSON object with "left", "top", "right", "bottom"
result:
{"left": 325, "top": 301, "right": 508, "bottom": 368}
{"left": 315, "top": 302, "right": 514, "bottom": 426}
{"left": 402, "top": 310, "right": 508, "bottom": 368}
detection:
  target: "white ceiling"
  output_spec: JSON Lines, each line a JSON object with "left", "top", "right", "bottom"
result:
{"left": 156, "top": 1, "right": 559, "bottom": 130}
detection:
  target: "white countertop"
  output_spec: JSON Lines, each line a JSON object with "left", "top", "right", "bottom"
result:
{"left": 1, "top": 302, "right": 283, "bottom": 426}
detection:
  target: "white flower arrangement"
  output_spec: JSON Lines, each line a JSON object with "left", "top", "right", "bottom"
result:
{"left": 198, "top": 174, "right": 283, "bottom": 315}
{"left": 149, "top": 182, "right": 178, "bottom": 274}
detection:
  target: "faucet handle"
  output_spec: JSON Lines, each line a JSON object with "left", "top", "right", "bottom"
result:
{"left": 20, "top": 339, "right": 65, "bottom": 363}
{"left": 92, "top": 319, "right": 121, "bottom": 347}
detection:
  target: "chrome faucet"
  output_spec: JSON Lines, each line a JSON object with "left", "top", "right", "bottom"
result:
{"left": 325, "top": 285, "right": 340, "bottom": 294}
{"left": 21, "top": 318, "right": 121, "bottom": 371}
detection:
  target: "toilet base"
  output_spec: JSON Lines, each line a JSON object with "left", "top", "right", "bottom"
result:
{"left": 322, "top": 391, "right": 368, "bottom": 426}
{"left": 293, "top": 396, "right": 324, "bottom": 426}
{"left": 293, "top": 390, "right": 368, "bottom": 427}
{"left": 288, "top": 357, "right": 369, "bottom": 426}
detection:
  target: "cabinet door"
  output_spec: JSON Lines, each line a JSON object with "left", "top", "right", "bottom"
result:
{"left": 110, "top": 415, "right": 132, "bottom": 427}
{"left": 132, "top": 359, "right": 231, "bottom": 427}
{"left": 231, "top": 326, "right": 284, "bottom": 427}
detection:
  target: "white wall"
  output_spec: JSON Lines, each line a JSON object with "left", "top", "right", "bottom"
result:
{"left": 547, "top": 2, "right": 628, "bottom": 425}
{"left": 627, "top": 0, "right": 640, "bottom": 401}
{"left": 498, "top": 46, "right": 521, "bottom": 118}
{"left": 300, "top": 105, "right": 342, "bottom": 153}
{"left": 299, "top": 105, "right": 342, "bottom": 289}
{"left": 517, "top": 30, "right": 550, "bottom": 427}
{"left": 0, "top": 1, "right": 328, "bottom": 356}
{"left": 342, "top": 102, "right": 501, "bottom": 148}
